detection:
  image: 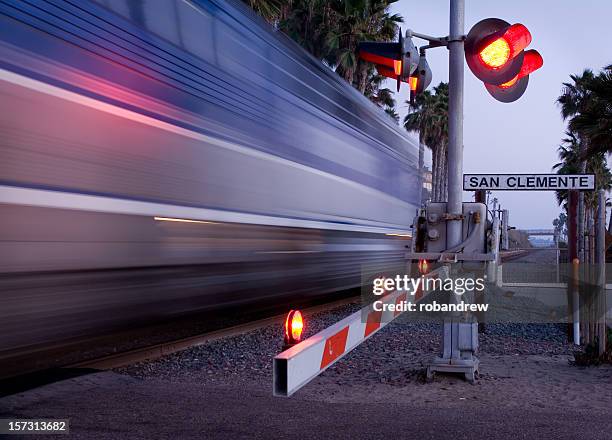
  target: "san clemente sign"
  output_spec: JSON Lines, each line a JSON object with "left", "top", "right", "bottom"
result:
{"left": 463, "top": 174, "right": 595, "bottom": 191}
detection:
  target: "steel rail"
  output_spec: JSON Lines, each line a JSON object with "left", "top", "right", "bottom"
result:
{"left": 72, "top": 296, "right": 360, "bottom": 370}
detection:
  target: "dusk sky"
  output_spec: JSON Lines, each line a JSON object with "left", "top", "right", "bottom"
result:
{"left": 391, "top": 0, "right": 611, "bottom": 229}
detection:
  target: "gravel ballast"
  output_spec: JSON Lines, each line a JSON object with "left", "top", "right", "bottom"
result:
{"left": 117, "top": 301, "right": 578, "bottom": 387}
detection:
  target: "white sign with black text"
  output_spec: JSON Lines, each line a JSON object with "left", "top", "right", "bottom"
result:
{"left": 463, "top": 174, "right": 595, "bottom": 191}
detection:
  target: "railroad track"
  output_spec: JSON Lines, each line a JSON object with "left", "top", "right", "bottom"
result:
{"left": 3, "top": 251, "right": 538, "bottom": 385}
{"left": 500, "top": 249, "right": 530, "bottom": 261}
{"left": 71, "top": 296, "right": 359, "bottom": 371}
{"left": 74, "top": 252, "right": 533, "bottom": 371}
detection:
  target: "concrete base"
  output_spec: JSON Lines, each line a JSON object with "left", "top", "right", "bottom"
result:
{"left": 427, "top": 356, "right": 479, "bottom": 383}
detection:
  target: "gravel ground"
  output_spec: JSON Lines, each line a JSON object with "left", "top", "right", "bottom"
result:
{"left": 116, "top": 302, "right": 366, "bottom": 383}
{"left": 3, "top": 298, "right": 611, "bottom": 439}
{"left": 117, "top": 301, "right": 578, "bottom": 387}
{"left": 114, "top": 296, "right": 612, "bottom": 415}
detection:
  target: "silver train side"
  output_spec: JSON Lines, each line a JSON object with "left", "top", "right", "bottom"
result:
{"left": 0, "top": 0, "right": 419, "bottom": 362}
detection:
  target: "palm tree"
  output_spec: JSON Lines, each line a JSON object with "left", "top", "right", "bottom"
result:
{"left": 364, "top": 70, "right": 399, "bottom": 122}
{"left": 384, "top": 107, "right": 399, "bottom": 123}
{"left": 323, "top": 0, "right": 402, "bottom": 90}
{"left": 557, "top": 69, "right": 596, "bottom": 262}
{"left": 569, "top": 67, "right": 612, "bottom": 158}
{"left": 277, "top": 0, "right": 402, "bottom": 113}
{"left": 404, "top": 90, "right": 431, "bottom": 200}
{"left": 279, "top": 0, "right": 332, "bottom": 59}
{"left": 557, "top": 67, "right": 612, "bottom": 261}
{"left": 552, "top": 131, "right": 612, "bottom": 202}
{"left": 553, "top": 131, "right": 583, "bottom": 208}
{"left": 244, "top": 0, "right": 286, "bottom": 23}
{"left": 553, "top": 212, "right": 568, "bottom": 243}
{"left": 404, "top": 83, "right": 449, "bottom": 202}
{"left": 553, "top": 130, "right": 612, "bottom": 260}
{"left": 557, "top": 69, "right": 596, "bottom": 122}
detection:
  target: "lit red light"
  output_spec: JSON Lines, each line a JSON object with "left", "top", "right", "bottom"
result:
{"left": 518, "top": 50, "right": 543, "bottom": 76}
{"left": 418, "top": 259, "right": 429, "bottom": 274}
{"left": 479, "top": 38, "right": 510, "bottom": 68}
{"left": 478, "top": 23, "right": 531, "bottom": 69}
{"left": 499, "top": 50, "right": 543, "bottom": 89}
{"left": 360, "top": 51, "right": 395, "bottom": 69}
{"left": 393, "top": 60, "right": 402, "bottom": 76}
{"left": 285, "top": 310, "right": 304, "bottom": 344}
{"left": 499, "top": 76, "right": 519, "bottom": 89}
{"left": 409, "top": 76, "right": 418, "bottom": 92}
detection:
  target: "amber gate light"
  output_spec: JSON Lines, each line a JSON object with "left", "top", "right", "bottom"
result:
{"left": 284, "top": 310, "right": 304, "bottom": 347}
{"left": 418, "top": 259, "right": 430, "bottom": 275}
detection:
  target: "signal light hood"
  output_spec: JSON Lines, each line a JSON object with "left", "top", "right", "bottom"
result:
{"left": 486, "top": 49, "right": 543, "bottom": 102}
{"left": 465, "top": 18, "right": 526, "bottom": 85}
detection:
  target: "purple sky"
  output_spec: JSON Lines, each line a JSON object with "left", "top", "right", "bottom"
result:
{"left": 391, "top": 0, "right": 611, "bottom": 229}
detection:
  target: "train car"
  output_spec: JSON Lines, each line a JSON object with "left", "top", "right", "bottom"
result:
{"left": 0, "top": 0, "right": 420, "bottom": 367}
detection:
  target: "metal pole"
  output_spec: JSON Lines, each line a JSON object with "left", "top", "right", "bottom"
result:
{"left": 427, "top": 0, "right": 478, "bottom": 384}
{"left": 577, "top": 136, "right": 586, "bottom": 262}
{"left": 555, "top": 232, "right": 559, "bottom": 283}
{"left": 567, "top": 190, "right": 578, "bottom": 342}
{"left": 418, "top": 138, "right": 425, "bottom": 205}
{"left": 572, "top": 258, "right": 581, "bottom": 345}
{"left": 446, "top": 0, "right": 465, "bottom": 248}
{"left": 501, "top": 209, "right": 509, "bottom": 250}
{"left": 578, "top": 193, "right": 585, "bottom": 262}
{"left": 596, "top": 190, "right": 606, "bottom": 355}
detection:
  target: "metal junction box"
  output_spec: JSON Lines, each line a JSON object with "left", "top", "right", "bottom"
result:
{"left": 422, "top": 202, "right": 487, "bottom": 256}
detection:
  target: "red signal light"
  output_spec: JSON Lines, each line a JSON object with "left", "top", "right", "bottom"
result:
{"left": 409, "top": 76, "right": 418, "bottom": 92}
{"left": 478, "top": 38, "right": 510, "bottom": 69}
{"left": 418, "top": 259, "right": 429, "bottom": 275}
{"left": 357, "top": 29, "right": 419, "bottom": 92}
{"left": 467, "top": 18, "right": 542, "bottom": 102}
{"left": 284, "top": 310, "right": 304, "bottom": 346}
{"left": 499, "top": 50, "right": 543, "bottom": 89}
{"left": 373, "top": 67, "right": 418, "bottom": 92}
{"left": 478, "top": 24, "right": 531, "bottom": 70}
{"left": 393, "top": 60, "right": 402, "bottom": 76}
{"left": 359, "top": 51, "right": 395, "bottom": 69}
{"left": 503, "top": 24, "right": 532, "bottom": 58}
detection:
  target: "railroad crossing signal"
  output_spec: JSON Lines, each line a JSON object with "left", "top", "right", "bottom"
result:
{"left": 358, "top": 29, "right": 419, "bottom": 92}
{"left": 410, "top": 51, "right": 433, "bottom": 104}
{"left": 465, "top": 18, "right": 543, "bottom": 102}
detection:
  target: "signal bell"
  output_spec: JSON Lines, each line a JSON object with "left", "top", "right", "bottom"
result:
{"left": 465, "top": 18, "right": 543, "bottom": 103}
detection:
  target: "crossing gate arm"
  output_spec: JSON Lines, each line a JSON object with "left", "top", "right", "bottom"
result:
{"left": 273, "top": 266, "right": 449, "bottom": 397}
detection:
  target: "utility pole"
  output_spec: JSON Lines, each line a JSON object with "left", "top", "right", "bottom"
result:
{"left": 419, "top": 141, "right": 425, "bottom": 206}
{"left": 446, "top": 0, "right": 465, "bottom": 248}
{"left": 596, "top": 190, "right": 607, "bottom": 355}
{"left": 427, "top": 0, "right": 479, "bottom": 383}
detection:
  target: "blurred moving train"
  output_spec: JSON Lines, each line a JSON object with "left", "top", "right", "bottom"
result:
{"left": 0, "top": 0, "right": 420, "bottom": 368}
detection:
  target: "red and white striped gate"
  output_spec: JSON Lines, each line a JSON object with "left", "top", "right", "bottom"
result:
{"left": 273, "top": 265, "right": 449, "bottom": 396}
